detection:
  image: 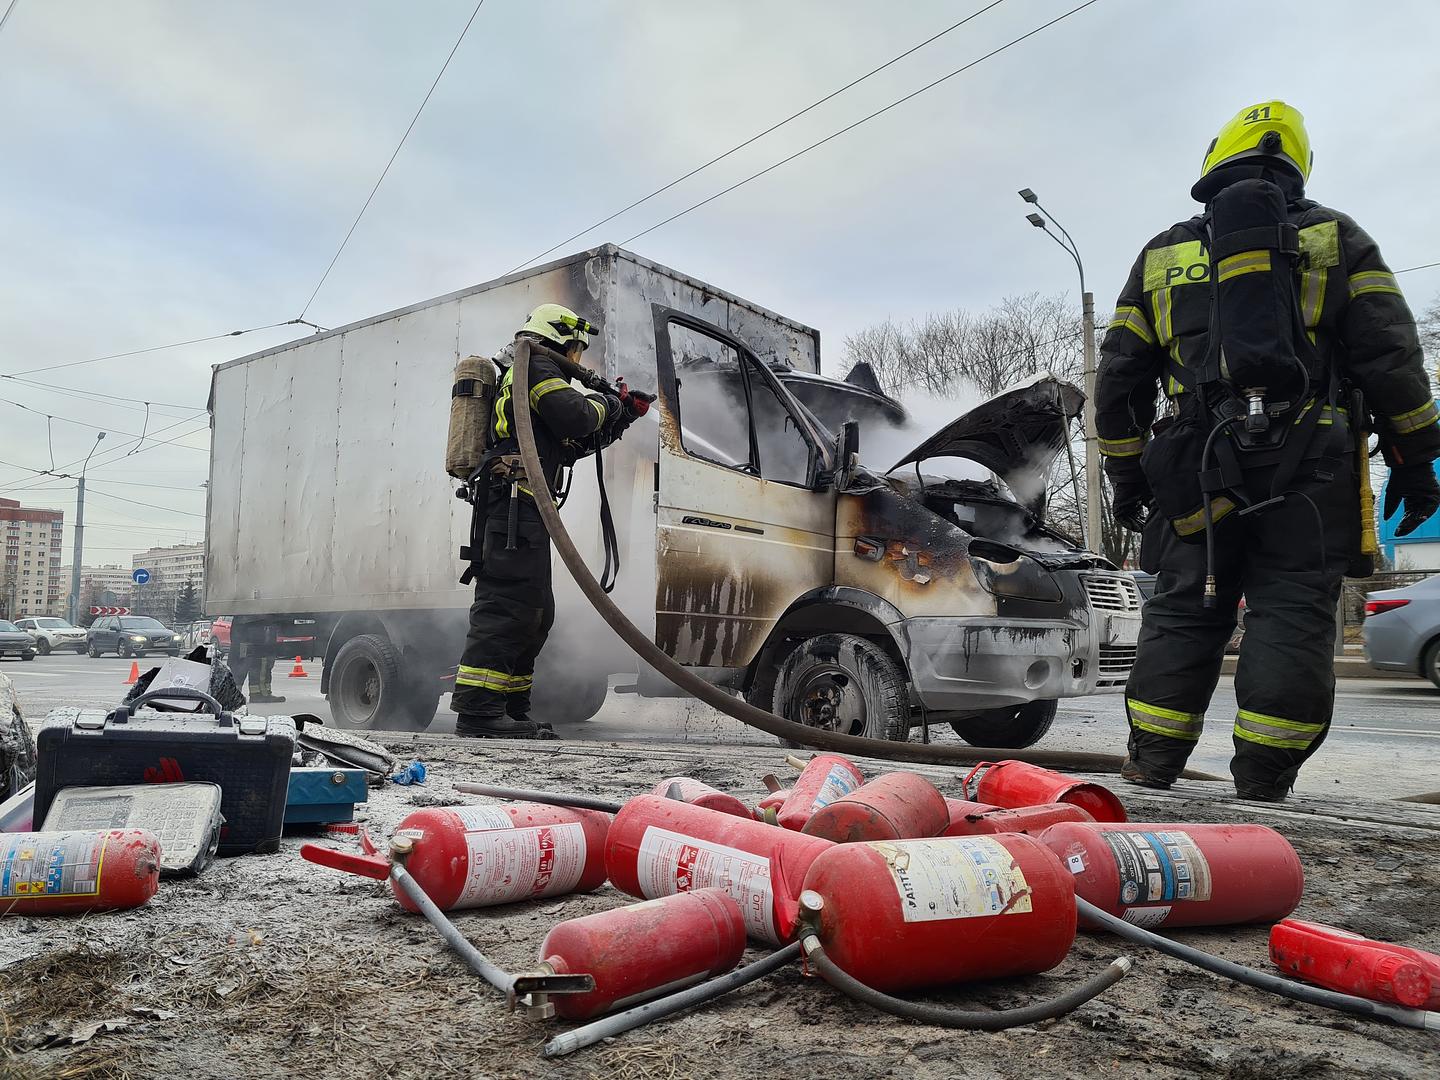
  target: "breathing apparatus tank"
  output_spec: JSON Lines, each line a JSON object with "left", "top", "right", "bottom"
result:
{"left": 445, "top": 354, "right": 498, "bottom": 481}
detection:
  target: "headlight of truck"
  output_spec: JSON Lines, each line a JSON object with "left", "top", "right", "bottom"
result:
{"left": 969, "top": 540, "right": 1063, "bottom": 603}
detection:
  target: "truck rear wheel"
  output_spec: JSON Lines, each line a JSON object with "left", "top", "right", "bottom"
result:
{"left": 772, "top": 633, "right": 909, "bottom": 746}
{"left": 949, "top": 699, "right": 1057, "bottom": 749}
{"left": 328, "top": 634, "right": 437, "bottom": 732}
{"left": 528, "top": 674, "right": 608, "bottom": 727}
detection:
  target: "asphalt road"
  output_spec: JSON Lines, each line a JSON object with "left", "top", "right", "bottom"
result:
{"left": 5, "top": 651, "right": 1436, "bottom": 800}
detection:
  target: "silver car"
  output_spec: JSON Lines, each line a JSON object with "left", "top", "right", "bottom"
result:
{"left": 0, "top": 620, "right": 38, "bottom": 662}
{"left": 1362, "top": 574, "right": 1440, "bottom": 687}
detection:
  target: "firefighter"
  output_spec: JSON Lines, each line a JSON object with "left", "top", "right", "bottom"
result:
{"left": 1097, "top": 101, "right": 1440, "bottom": 800}
{"left": 229, "top": 618, "right": 285, "bottom": 705}
{"left": 451, "top": 304, "right": 644, "bottom": 738}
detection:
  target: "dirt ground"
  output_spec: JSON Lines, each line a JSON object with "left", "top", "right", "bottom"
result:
{"left": 3, "top": 733, "right": 1439, "bottom": 1080}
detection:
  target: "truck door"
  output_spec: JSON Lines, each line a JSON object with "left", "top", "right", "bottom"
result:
{"left": 651, "top": 306, "right": 836, "bottom": 671}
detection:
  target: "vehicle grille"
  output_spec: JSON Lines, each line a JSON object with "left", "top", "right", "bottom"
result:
{"left": 1084, "top": 574, "right": 1143, "bottom": 614}
{"left": 1097, "top": 644, "right": 1137, "bottom": 687}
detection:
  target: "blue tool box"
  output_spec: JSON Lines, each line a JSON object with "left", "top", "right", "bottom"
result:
{"left": 284, "top": 767, "right": 368, "bottom": 825}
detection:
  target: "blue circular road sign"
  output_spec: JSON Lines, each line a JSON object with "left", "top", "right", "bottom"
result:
{"left": 133, "top": 568, "right": 151, "bottom": 585}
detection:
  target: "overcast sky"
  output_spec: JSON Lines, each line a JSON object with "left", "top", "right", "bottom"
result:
{"left": 3, "top": 0, "right": 1439, "bottom": 572}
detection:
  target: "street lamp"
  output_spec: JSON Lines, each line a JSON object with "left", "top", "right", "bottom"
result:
{"left": 67, "top": 431, "right": 106, "bottom": 623}
{"left": 1019, "top": 188, "right": 1102, "bottom": 553}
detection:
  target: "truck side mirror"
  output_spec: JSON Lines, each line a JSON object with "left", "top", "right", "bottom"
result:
{"left": 832, "top": 420, "right": 860, "bottom": 490}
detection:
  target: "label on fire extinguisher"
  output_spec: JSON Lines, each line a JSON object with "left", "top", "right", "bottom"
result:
{"left": 873, "top": 837, "right": 1032, "bottom": 923}
{"left": 0, "top": 832, "right": 105, "bottom": 898}
{"left": 452, "top": 805, "right": 515, "bottom": 832}
{"left": 458, "top": 823, "right": 586, "bottom": 907}
{"left": 1101, "top": 830, "right": 1213, "bottom": 906}
{"left": 810, "top": 763, "right": 861, "bottom": 811}
{"left": 634, "top": 826, "right": 777, "bottom": 943}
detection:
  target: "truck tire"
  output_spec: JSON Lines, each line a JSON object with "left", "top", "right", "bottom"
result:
{"left": 528, "top": 675, "right": 608, "bottom": 727}
{"left": 772, "top": 633, "right": 909, "bottom": 746}
{"left": 949, "top": 699, "right": 1058, "bottom": 749}
{"left": 327, "top": 634, "right": 437, "bottom": 732}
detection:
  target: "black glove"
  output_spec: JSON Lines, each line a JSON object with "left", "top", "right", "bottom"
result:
{"left": 1110, "top": 471, "right": 1152, "bottom": 533}
{"left": 1384, "top": 463, "right": 1440, "bottom": 537}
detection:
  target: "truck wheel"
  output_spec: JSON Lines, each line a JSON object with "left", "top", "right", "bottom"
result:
{"left": 327, "top": 634, "right": 436, "bottom": 732}
{"left": 528, "top": 675, "right": 608, "bottom": 727}
{"left": 772, "top": 633, "right": 909, "bottom": 746}
{"left": 949, "top": 699, "right": 1058, "bottom": 749}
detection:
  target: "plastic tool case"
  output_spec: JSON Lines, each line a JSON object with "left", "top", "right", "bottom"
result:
{"left": 34, "top": 688, "right": 294, "bottom": 856}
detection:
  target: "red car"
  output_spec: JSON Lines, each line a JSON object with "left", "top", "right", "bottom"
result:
{"left": 208, "top": 616, "right": 316, "bottom": 660}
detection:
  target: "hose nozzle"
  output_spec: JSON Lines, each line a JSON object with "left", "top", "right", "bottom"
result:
{"left": 1203, "top": 575, "right": 1218, "bottom": 610}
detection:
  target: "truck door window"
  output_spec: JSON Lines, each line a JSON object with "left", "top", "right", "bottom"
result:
{"left": 667, "top": 322, "right": 815, "bottom": 486}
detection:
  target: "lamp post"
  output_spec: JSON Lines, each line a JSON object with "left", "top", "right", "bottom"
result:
{"left": 67, "top": 431, "right": 106, "bottom": 623}
{"left": 1019, "top": 188, "right": 1102, "bottom": 554}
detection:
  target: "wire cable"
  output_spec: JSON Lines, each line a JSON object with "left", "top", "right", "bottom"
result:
{"left": 299, "top": 0, "right": 487, "bottom": 319}
{"left": 3, "top": 321, "right": 303, "bottom": 377}
{"left": 0, "top": 376, "right": 198, "bottom": 413}
{"left": 0, "top": 395, "right": 203, "bottom": 448}
{"left": 1395, "top": 260, "right": 1440, "bottom": 275}
{"left": 84, "top": 487, "right": 205, "bottom": 519}
{"left": 621, "top": 0, "right": 1103, "bottom": 247}
{"left": 0, "top": 0, "right": 19, "bottom": 36}
{"left": 505, "top": 0, "right": 1009, "bottom": 274}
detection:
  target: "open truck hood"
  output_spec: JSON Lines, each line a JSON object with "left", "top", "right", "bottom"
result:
{"left": 887, "top": 374, "right": 1084, "bottom": 513}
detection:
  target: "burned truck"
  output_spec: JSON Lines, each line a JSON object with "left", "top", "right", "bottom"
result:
{"left": 207, "top": 245, "right": 1139, "bottom": 747}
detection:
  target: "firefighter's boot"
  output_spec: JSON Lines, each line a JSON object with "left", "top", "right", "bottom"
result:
{"left": 249, "top": 656, "right": 286, "bottom": 705}
{"left": 504, "top": 686, "right": 557, "bottom": 740}
{"left": 456, "top": 690, "right": 539, "bottom": 739}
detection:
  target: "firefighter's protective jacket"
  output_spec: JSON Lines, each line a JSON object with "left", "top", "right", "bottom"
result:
{"left": 1097, "top": 201, "right": 1440, "bottom": 471}
{"left": 488, "top": 342, "right": 619, "bottom": 493}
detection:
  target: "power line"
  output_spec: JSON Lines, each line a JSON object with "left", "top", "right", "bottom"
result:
{"left": 0, "top": 0, "right": 18, "bottom": 36}
{"left": 3, "top": 320, "right": 312, "bottom": 378}
{"left": 505, "top": 0, "right": 1009, "bottom": 274}
{"left": 0, "top": 395, "right": 205, "bottom": 449}
{"left": 85, "top": 487, "right": 205, "bottom": 519}
{"left": 621, "top": 0, "right": 1103, "bottom": 247}
{"left": 299, "top": 0, "right": 487, "bottom": 319}
{"left": 0, "top": 374, "right": 200, "bottom": 414}
{"left": 1396, "top": 260, "right": 1440, "bottom": 275}
{"left": 0, "top": 414, "right": 208, "bottom": 494}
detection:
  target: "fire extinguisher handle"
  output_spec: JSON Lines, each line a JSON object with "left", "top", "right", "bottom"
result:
{"left": 300, "top": 842, "right": 392, "bottom": 881}
{"left": 959, "top": 761, "right": 995, "bottom": 801}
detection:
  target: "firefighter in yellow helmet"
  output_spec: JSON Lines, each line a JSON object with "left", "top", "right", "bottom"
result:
{"left": 452, "top": 303, "right": 646, "bottom": 738}
{"left": 1097, "top": 101, "right": 1440, "bottom": 799}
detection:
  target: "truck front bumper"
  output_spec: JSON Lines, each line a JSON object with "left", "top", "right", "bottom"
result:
{"left": 896, "top": 613, "right": 1139, "bottom": 713}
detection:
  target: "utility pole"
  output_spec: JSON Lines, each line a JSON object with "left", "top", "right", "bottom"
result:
{"left": 1020, "top": 189, "right": 1103, "bottom": 553}
{"left": 67, "top": 431, "right": 105, "bottom": 624}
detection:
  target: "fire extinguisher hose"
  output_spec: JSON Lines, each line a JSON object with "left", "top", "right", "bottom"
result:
{"left": 508, "top": 338, "right": 1222, "bottom": 780}
{"left": 798, "top": 930, "right": 1132, "bottom": 1030}
{"left": 543, "top": 941, "right": 803, "bottom": 1058}
{"left": 1076, "top": 899, "right": 1440, "bottom": 1031}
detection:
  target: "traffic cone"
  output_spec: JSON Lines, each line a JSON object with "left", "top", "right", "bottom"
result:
{"left": 288, "top": 655, "right": 309, "bottom": 678}
{"left": 123, "top": 661, "right": 140, "bottom": 686}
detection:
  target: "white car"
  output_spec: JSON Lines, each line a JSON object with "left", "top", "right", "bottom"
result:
{"left": 13, "top": 616, "right": 89, "bottom": 655}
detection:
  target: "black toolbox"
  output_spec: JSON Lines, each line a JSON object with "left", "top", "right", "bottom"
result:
{"left": 34, "top": 688, "right": 295, "bottom": 856}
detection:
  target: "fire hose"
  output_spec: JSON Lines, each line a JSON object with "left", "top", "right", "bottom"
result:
{"left": 795, "top": 890, "right": 1132, "bottom": 1030}
{"left": 509, "top": 337, "right": 1220, "bottom": 778}
{"left": 1077, "top": 898, "right": 1440, "bottom": 1031}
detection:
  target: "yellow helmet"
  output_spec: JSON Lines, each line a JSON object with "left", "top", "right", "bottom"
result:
{"left": 1199, "top": 100, "right": 1312, "bottom": 184}
{"left": 518, "top": 303, "right": 598, "bottom": 350}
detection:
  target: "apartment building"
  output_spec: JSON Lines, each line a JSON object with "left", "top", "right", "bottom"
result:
{"left": 1, "top": 497, "right": 65, "bottom": 618}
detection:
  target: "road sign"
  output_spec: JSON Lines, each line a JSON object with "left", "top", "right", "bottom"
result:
{"left": 132, "top": 568, "right": 150, "bottom": 585}
{"left": 89, "top": 606, "right": 131, "bottom": 616}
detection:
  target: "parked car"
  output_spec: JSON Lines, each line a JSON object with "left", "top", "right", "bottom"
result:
{"left": 12, "top": 616, "right": 87, "bottom": 655}
{"left": 210, "top": 615, "right": 231, "bottom": 657}
{"left": 1362, "top": 574, "right": 1440, "bottom": 687}
{"left": 0, "top": 621, "right": 38, "bottom": 661}
{"left": 208, "top": 615, "right": 316, "bottom": 661}
{"left": 86, "top": 615, "right": 185, "bottom": 658}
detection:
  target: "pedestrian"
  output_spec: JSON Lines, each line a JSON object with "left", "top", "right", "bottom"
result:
{"left": 451, "top": 304, "right": 646, "bottom": 738}
{"left": 228, "top": 618, "right": 285, "bottom": 705}
{"left": 1097, "top": 100, "right": 1440, "bottom": 800}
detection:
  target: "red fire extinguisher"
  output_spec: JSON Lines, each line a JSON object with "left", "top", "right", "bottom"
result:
{"left": 964, "top": 760, "right": 1127, "bottom": 823}
{"left": 756, "top": 788, "right": 791, "bottom": 824}
{"left": 650, "top": 777, "right": 751, "bottom": 819}
{"left": 605, "top": 794, "right": 834, "bottom": 944}
{"left": 1270, "top": 918, "right": 1440, "bottom": 1009}
{"left": 388, "top": 803, "right": 611, "bottom": 912}
{"left": 0, "top": 829, "right": 160, "bottom": 915}
{"left": 775, "top": 754, "right": 864, "bottom": 831}
{"left": 802, "top": 772, "right": 948, "bottom": 843}
{"left": 538, "top": 888, "right": 747, "bottom": 1019}
{"left": 1039, "top": 821, "right": 1304, "bottom": 929}
{"left": 947, "top": 802, "right": 1094, "bottom": 837}
{"left": 792, "top": 834, "right": 1076, "bottom": 992}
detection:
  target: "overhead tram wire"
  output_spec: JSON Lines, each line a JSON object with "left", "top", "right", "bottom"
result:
{"left": 504, "top": 0, "right": 1010, "bottom": 274}
{"left": 0, "top": 395, "right": 205, "bottom": 448}
{"left": 0, "top": 413, "right": 209, "bottom": 493}
{"left": 0, "top": 376, "right": 201, "bottom": 414}
{"left": 621, "top": 0, "right": 1104, "bottom": 248}
{"left": 1395, "top": 260, "right": 1440, "bottom": 275}
{"left": 2, "top": 320, "right": 312, "bottom": 378}
{"left": 84, "top": 487, "right": 205, "bottom": 519}
{"left": 299, "top": 0, "right": 487, "bottom": 320}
